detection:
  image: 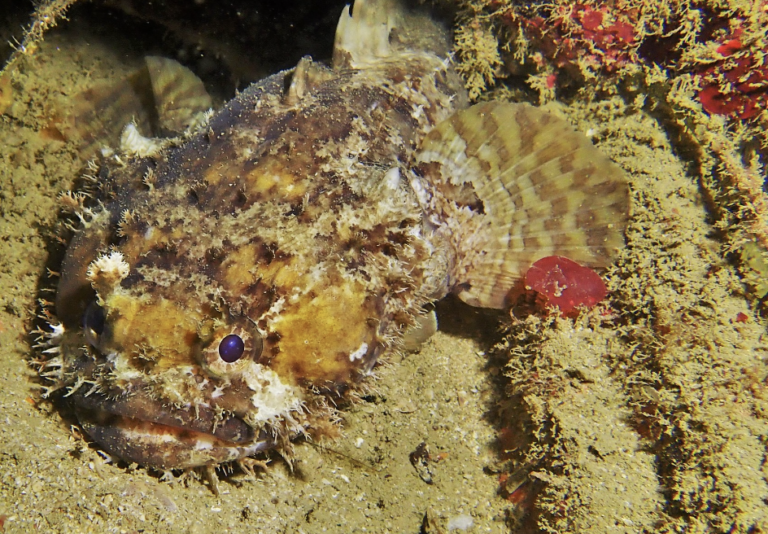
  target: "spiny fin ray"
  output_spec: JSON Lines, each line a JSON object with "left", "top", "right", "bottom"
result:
{"left": 333, "top": 0, "right": 400, "bottom": 68}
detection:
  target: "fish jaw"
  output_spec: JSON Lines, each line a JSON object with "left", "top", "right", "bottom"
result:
{"left": 78, "top": 416, "right": 275, "bottom": 471}
{"left": 60, "top": 326, "right": 309, "bottom": 470}
{"left": 72, "top": 391, "right": 277, "bottom": 470}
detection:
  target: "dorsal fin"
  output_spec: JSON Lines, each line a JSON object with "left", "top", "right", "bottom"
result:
{"left": 332, "top": 0, "right": 398, "bottom": 68}
{"left": 283, "top": 56, "right": 334, "bottom": 105}
{"left": 413, "top": 102, "right": 630, "bottom": 309}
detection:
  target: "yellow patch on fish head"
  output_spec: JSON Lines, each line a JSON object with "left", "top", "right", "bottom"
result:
{"left": 92, "top": 292, "right": 202, "bottom": 371}
{"left": 266, "top": 277, "right": 383, "bottom": 387}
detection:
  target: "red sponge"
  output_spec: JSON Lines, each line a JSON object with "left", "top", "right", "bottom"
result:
{"left": 525, "top": 256, "right": 608, "bottom": 314}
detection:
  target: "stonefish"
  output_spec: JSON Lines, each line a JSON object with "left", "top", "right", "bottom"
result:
{"left": 40, "top": 0, "right": 629, "bottom": 475}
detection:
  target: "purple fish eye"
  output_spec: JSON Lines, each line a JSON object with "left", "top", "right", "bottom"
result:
{"left": 218, "top": 334, "right": 245, "bottom": 363}
{"left": 83, "top": 301, "right": 105, "bottom": 334}
{"left": 83, "top": 301, "right": 106, "bottom": 348}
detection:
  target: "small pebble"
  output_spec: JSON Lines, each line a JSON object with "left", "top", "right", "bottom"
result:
{"left": 447, "top": 514, "right": 474, "bottom": 531}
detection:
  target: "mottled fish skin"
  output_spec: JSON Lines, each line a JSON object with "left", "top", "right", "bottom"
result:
{"left": 42, "top": 0, "right": 629, "bottom": 472}
{"left": 49, "top": 0, "right": 467, "bottom": 470}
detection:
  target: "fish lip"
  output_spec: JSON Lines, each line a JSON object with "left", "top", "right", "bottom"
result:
{"left": 68, "top": 387, "right": 255, "bottom": 444}
{"left": 75, "top": 405, "right": 275, "bottom": 470}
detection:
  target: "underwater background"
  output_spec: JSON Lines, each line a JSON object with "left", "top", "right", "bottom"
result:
{"left": 0, "top": 0, "right": 766, "bottom": 532}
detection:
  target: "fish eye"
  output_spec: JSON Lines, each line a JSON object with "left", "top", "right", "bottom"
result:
{"left": 201, "top": 321, "right": 264, "bottom": 373}
{"left": 83, "top": 301, "right": 106, "bottom": 347}
{"left": 218, "top": 334, "right": 245, "bottom": 363}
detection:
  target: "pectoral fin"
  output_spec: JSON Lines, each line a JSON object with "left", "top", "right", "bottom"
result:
{"left": 413, "top": 102, "right": 630, "bottom": 309}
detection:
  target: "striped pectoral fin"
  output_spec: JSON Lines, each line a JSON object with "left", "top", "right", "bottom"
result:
{"left": 415, "top": 101, "right": 630, "bottom": 309}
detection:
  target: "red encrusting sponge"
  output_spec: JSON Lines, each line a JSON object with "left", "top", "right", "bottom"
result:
{"left": 525, "top": 256, "right": 608, "bottom": 314}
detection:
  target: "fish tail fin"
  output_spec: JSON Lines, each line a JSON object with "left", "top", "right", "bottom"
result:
{"left": 413, "top": 102, "right": 630, "bottom": 309}
{"left": 57, "top": 76, "right": 151, "bottom": 161}
{"left": 144, "top": 56, "right": 212, "bottom": 135}
{"left": 56, "top": 57, "right": 211, "bottom": 160}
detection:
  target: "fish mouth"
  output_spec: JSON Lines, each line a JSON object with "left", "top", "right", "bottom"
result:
{"left": 69, "top": 389, "right": 274, "bottom": 470}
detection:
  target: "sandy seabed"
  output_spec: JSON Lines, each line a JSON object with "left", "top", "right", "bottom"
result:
{"left": 0, "top": 1, "right": 766, "bottom": 533}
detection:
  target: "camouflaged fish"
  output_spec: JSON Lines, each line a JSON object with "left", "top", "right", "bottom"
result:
{"left": 39, "top": 0, "right": 629, "bottom": 476}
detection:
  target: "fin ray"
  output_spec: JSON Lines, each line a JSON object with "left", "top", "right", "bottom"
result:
{"left": 333, "top": 0, "right": 399, "bottom": 68}
{"left": 414, "top": 102, "right": 630, "bottom": 308}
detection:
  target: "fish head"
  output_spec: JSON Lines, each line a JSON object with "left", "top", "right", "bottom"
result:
{"left": 53, "top": 189, "right": 387, "bottom": 469}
